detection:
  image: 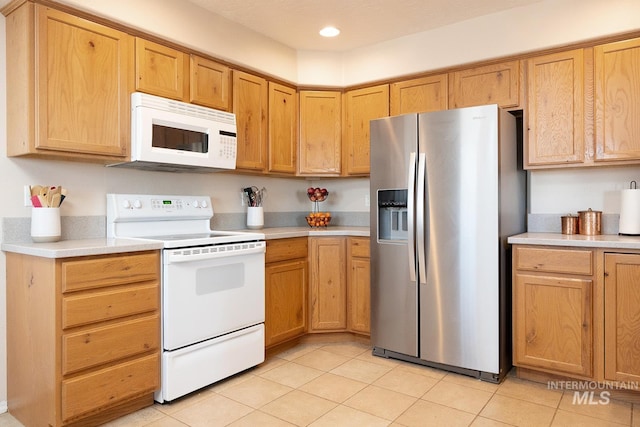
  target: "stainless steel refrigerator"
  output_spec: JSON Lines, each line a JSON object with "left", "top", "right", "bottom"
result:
{"left": 369, "top": 104, "right": 526, "bottom": 383}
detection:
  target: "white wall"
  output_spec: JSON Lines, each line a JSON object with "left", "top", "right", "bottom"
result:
{"left": 1, "top": 0, "right": 640, "bottom": 406}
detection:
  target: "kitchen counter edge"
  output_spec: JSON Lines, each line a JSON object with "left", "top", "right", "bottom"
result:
{"left": 1, "top": 238, "right": 164, "bottom": 258}
{"left": 259, "top": 226, "right": 370, "bottom": 240}
{"left": 508, "top": 232, "right": 640, "bottom": 249}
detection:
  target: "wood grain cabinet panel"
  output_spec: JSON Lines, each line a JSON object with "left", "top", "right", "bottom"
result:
{"left": 6, "top": 3, "right": 133, "bottom": 161}
{"left": 298, "top": 90, "right": 342, "bottom": 175}
{"left": 347, "top": 237, "right": 370, "bottom": 335}
{"left": 189, "top": 55, "right": 230, "bottom": 110}
{"left": 604, "top": 253, "right": 640, "bottom": 383}
{"left": 594, "top": 37, "right": 640, "bottom": 162}
{"left": 524, "top": 49, "right": 585, "bottom": 167}
{"left": 135, "top": 37, "right": 188, "bottom": 100}
{"left": 233, "top": 70, "right": 268, "bottom": 172}
{"left": 343, "top": 84, "right": 389, "bottom": 176}
{"left": 390, "top": 74, "right": 448, "bottom": 115}
{"left": 268, "top": 82, "right": 298, "bottom": 174}
{"left": 514, "top": 273, "right": 593, "bottom": 377}
{"left": 309, "top": 237, "right": 347, "bottom": 331}
{"left": 449, "top": 61, "right": 520, "bottom": 109}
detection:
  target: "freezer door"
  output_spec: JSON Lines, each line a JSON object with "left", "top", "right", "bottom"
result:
{"left": 418, "top": 105, "right": 503, "bottom": 374}
{"left": 370, "top": 114, "right": 419, "bottom": 357}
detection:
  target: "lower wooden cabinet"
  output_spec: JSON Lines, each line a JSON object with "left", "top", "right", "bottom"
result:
{"left": 265, "top": 238, "right": 308, "bottom": 347}
{"left": 603, "top": 252, "right": 640, "bottom": 383}
{"left": 6, "top": 251, "right": 160, "bottom": 427}
{"left": 513, "top": 246, "right": 595, "bottom": 378}
{"left": 347, "top": 237, "right": 371, "bottom": 334}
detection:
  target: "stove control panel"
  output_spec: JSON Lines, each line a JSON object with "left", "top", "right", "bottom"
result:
{"left": 107, "top": 193, "right": 214, "bottom": 221}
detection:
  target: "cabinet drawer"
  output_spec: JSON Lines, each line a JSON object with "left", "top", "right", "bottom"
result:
{"left": 266, "top": 237, "right": 308, "bottom": 263}
{"left": 63, "top": 283, "right": 158, "bottom": 329}
{"left": 61, "top": 252, "right": 159, "bottom": 292}
{"left": 62, "top": 315, "right": 159, "bottom": 375}
{"left": 349, "top": 237, "right": 370, "bottom": 258}
{"left": 61, "top": 353, "right": 159, "bottom": 422}
{"left": 515, "top": 246, "right": 593, "bottom": 276}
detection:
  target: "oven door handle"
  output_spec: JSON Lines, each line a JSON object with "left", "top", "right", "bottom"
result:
{"left": 164, "top": 243, "right": 265, "bottom": 264}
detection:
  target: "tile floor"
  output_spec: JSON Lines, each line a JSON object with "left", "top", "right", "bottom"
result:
{"left": 1, "top": 341, "right": 638, "bottom": 426}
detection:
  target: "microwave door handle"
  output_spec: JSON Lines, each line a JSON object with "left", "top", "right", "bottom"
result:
{"left": 416, "top": 153, "right": 427, "bottom": 284}
{"left": 407, "top": 152, "right": 417, "bottom": 282}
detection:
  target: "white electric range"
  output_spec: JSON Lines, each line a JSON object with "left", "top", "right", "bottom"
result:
{"left": 107, "top": 193, "right": 266, "bottom": 403}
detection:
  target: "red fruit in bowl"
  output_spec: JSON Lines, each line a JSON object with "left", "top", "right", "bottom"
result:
{"left": 321, "top": 188, "right": 328, "bottom": 195}
{"left": 307, "top": 187, "right": 315, "bottom": 194}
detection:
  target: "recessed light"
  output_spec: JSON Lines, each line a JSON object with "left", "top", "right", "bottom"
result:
{"left": 319, "top": 26, "right": 340, "bottom": 38}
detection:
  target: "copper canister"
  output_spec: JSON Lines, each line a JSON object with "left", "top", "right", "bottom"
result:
{"left": 561, "top": 214, "right": 579, "bottom": 234}
{"left": 578, "top": 208, "right": 602, "bottom": 235}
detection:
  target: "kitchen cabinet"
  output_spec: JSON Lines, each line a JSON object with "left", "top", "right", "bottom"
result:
{"left": 343, "top": 84, "right": 389, "bottom": 176}
{"left": 189, "top": 55, "right": 231, "bottom": 110}
{"left": 594, "top": 37, "right": 640, "bottom": 162}
{"left": 524, "top": 49, "right": 586, "bottom": 168}
{"left": 5, "top": 3, "right": 133, "bottom": 161}
{"left": 135, "top": 37, "right": 189, "bottom": 101}
{"left": 268, "top": 82, "right": 298, "bottom": 174}
{"left": 390, "top": 74, "right": 448, "bottom": 115}
{"left": 347, "top": 237, "right": 370, "bottom": 335}
{"left": 513, "top": 246, "right": 594, "bottom": 378}
{"left": 309, "top": 237, "right": 348, "bottom": 331}
{"left": 6, "top": 251, "right": 160, "bottom": 427}
{"left": 265, "top": 238, "right": 308, "bottom": 347}
{"left": 298, "top": 90, "right": 342, "bottom": 176}
{"left": 233, "top": 70, "right": 268, "bottom": 172}
{"left": 603, "top": 253, "right": 640, "bottom": 383}
{"left": 449, "top": 60, "right": 521, "bottom": 109}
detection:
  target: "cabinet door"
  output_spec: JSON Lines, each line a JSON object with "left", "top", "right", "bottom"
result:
{"left": 26, "top": 6, "right": 133, "bottom": 158}
{"left": 594, "top": 38, "right": 640, "bottom": 162}
{"left": 514, "top": 273, "right": 593, "bottom": 377}
{"left": 265, "top": 259, "right": 307, "bottom": 347}
{"left": 449, "top": 60, "right": 520, "bottom": 109}
{"left": 135, "top": 38, "right": 188, "bottom": 100}
{"left": 299, "top": 91, "right": 342, "bottom": 175}
{"left": 343, "top": 84, "right": 389, "bottom": 176}
{"left": 347, "top": 237, "right": 370, "bottom": 335}
{"left": 233, "top": 70, "right": 268, "bottom": 171}
{"left": 604, "top": 253, "right": 640, "bottom": 382}
{"left": 309, "top": 237, "right": 347, "bottom": 331}
{"left": 268, "top": 82, "right": 298, "bottom": 174}
{"left": 525, "top": 49, "right": 585, "bottom": 167}
{"left": 391, "top": 74, "right": 448, "bottom": 115}
{"left": 189, "top": 55, "right": 230, "bottom": 110}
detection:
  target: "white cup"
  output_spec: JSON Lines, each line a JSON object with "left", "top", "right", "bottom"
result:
{"left": 247, "top": 206, "right": 264, "bottom": 229}
{"left": 31, "top": 207, "right": 61, "bottom": 243}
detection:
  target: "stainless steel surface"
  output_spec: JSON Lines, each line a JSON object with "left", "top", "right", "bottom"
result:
{"left": 370, "top": 105, "right": 526, "bottom": 381}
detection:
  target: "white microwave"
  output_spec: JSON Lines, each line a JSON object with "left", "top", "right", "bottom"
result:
{"left": 109, "top": 92, "right": 237, "bottom": 172}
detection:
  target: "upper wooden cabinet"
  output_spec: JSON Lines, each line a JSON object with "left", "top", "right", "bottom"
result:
{"left": 135, "top": 38, "right": 188, "bottom": 101}
{"left": 449, "top": 60, "right": 520, "bottom": 109}
{"left": 524, "top": 49, "right": 585, "bottom": 168}
{"left": 594, "top": 37, "right": 640, "bottom": 162}
{"left": 189, "top": 55, "right": 231, "bottom": 110}
{"left": 343, "top": 84, "right": 389, "bottom": 176}
{"left": 298, "top": 90, "right": 342, "bottom": 176}
{"left": 5, "top": 3, "right": 133, "bottom": 161}
{"left": 268, "top": 82, "right": 298, "bottom": 174}
{"left": 233, "top": 70, "right": 268, "bottom": 172}
{"left": 390, "top": 74, "right": 448, "bottom": 115}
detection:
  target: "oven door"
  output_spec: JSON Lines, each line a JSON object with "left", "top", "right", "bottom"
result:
{"left": 162, "top": 242, "right": 265, "bottom": 351}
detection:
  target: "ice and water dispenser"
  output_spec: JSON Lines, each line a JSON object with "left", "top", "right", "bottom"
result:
{"left": 377, "top": 189, "right": 408, "bottom": 241}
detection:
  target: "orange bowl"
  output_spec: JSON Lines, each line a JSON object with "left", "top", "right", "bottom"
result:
{"left": 305, "top": 215, "right": 332, "bottom": 227}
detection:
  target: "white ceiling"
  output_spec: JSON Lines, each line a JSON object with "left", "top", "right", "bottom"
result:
{"left": 186, "top": 0, "right": 543, "bottom": 51}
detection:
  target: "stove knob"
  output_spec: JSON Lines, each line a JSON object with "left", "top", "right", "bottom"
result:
{"left": 193, "top": 200, "right": 200, "bottom": 208}
{"left": 133, "top": 199, "right": 142, "bottom": 209}
{"left": 122, "top": 200, "right": 131, "bottom": 209}
{"left": 200, "top": 199, "right": 208, "bottom": 208}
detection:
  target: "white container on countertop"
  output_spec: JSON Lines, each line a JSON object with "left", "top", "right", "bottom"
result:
{"left": 247, "top": 206, "right": 264, "bottom": 229}
{"left": 31, "top": 207, "right": 61, "bottom": 242}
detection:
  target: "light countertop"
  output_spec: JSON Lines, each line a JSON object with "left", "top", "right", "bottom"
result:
{"left": 508, "top": 232, "right": 640, "bottom": 249}
{"left": 259, "top": 226, "right": 370, "bottom": 240}
{"left": 1, "top": 238, "right": 163, "bottom": 258}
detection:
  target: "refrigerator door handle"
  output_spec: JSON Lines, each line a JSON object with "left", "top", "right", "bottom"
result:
{"left": 416, "top": 153, "right": 427, "bottom": 284}
{"left": 407, "top": 152, "right": 417, "bottom": 282}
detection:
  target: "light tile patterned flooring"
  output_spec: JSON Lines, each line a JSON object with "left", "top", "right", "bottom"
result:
{"left": 1, "top": 341, "right": 638, "bottom": 426}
